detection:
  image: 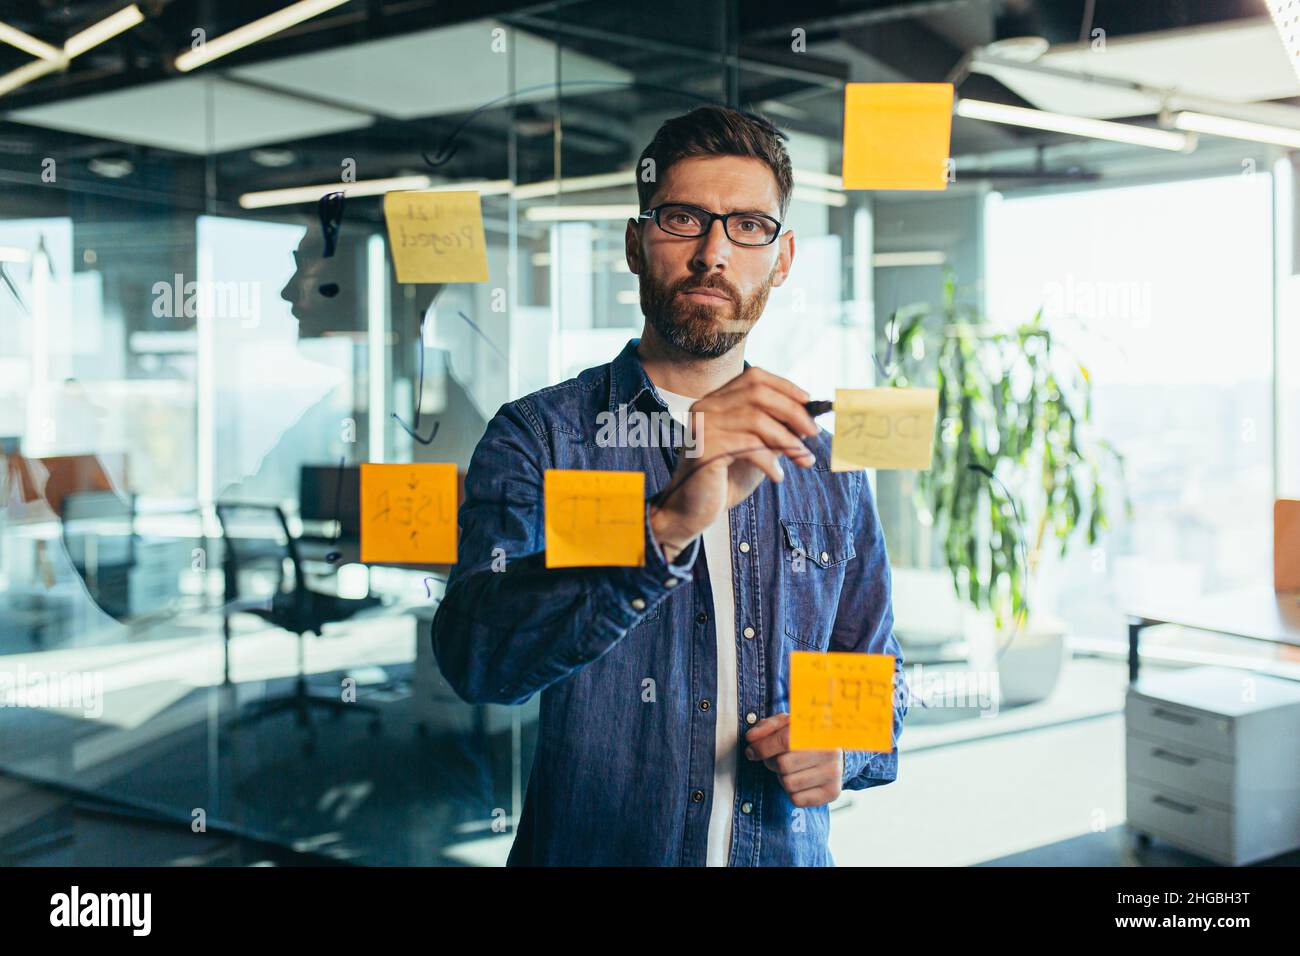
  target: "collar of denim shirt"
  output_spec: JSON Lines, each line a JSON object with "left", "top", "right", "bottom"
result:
{"left": 610, "top": 336, "right": 752, "bottom": 417}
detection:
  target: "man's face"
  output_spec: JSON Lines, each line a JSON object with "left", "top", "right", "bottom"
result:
{"left": 626, "top": 155, "right": 794, "bottom": 359}
{"left": 279, "top": 228, "right": 346, "bottom": 339}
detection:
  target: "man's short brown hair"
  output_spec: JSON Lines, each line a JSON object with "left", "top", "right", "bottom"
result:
{"left": 635, "top": 106, "right": 793, "bottom": 221}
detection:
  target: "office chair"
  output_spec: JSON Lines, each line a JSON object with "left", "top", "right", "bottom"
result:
{"left": 215, "top": 502, "right": 384, "bottom": 748}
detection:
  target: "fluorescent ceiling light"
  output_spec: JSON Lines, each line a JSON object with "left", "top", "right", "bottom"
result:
{"left": 512, "top": 171, "right": 632, "bottom": 200}
{"left": 0, "top": 246, "right": 31, "bottom": 263}
{"left": 1265, "top": 0, "right": 1300, "bottom": 84}
{"left": 955, "top": 98, "right": 1192, "bottom": 151}
{"left": 175, "top": 0, "right": 353, "bottom": 73}
{"left": 238, "top": 176, "right": 512, "bottom": 208}
{"left": 0, "top": 55, "right": 65, "bottom": 97}
{"left": 793, "top": 169, "right": 844, "bottom": 191}
{"left": 240, "top": 175, "right": 431, "bottom": 208}
{"left": 525, "top": 205, "right": 638, "bottom": 222}
{"left": 0, "top": 5, "right": 144, "bottom": 99}
{"left": 64, "top": 5, "right": 144, "bottom": 59}
{"left": 873, "top": 251, "right": 946, "bottom": 268}
{"left": 792, "top": 184, "right": 847, "bottom": 207}
{"left": 0, "top": 21, "right": 63, "bottom": 60}
{"left": 1173, "top": 110, "right": 1300, "bottom": 149}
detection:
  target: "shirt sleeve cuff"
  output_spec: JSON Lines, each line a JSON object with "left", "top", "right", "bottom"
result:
{"left": 588, "top": 502, "right": 701, "bottom": 642}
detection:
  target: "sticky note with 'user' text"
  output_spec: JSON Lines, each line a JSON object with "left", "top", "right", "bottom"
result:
{"left": 544, "top": 469, "right": 644, "bottom": 568}
{"left": 360, "top": 463, "right": 458, "bottom": 564}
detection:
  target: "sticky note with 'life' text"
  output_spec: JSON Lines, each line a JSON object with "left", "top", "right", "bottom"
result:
{"left": 544, "top": 469, "right": 644, "bottom": 568}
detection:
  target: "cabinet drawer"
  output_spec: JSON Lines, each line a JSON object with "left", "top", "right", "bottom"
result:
{"left": 1126, "top": 694, "right": 1234, "bottom": 760}
{"left": 1127, "top": 778, "right": 1233, "bottom": 863}
{"left": 1126, "top": 730, "right": 1234, "bottom": 808}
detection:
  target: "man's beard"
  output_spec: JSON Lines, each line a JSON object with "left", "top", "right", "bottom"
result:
{"left": 640, "top": 267, "right": 775, "bottom": 359}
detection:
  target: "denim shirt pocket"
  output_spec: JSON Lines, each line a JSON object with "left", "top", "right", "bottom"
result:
{"left": 779, "top": 518, "right": 857, "bottom": 650}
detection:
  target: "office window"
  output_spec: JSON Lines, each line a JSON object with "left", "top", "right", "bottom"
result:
{"left": 984, "top": 174, "right": 1275, "bottom": 641}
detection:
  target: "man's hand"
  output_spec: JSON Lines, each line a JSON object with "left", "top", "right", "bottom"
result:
{"left": 650, "top": 367, "right": 817, "bottom": 559}
{"left": 744, "top": 713, "right": 843, "bottom": 808}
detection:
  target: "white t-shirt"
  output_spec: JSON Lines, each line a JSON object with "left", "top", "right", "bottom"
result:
{"left": 656, "top": 387, "right": 737, "bottom": 867}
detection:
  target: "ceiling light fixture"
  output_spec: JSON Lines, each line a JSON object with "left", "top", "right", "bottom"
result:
{"left": 175, "top": 0, "right": 353, "bottom": 73}
{"left": 0, "top": 21, "right": 63, "bottom": 60}
{"left": 64, "top": 4, "right": 144, "bottom": 59}
{"left": 1173, "top": 110, "right": 1300, "bottom": 149}
{"left": 955, "top": 98, "right": 1192, "bottom": 151}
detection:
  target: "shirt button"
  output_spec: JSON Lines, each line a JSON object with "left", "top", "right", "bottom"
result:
{"left": 741, "top": 801, "right": 753, "bottom": 814}
{"left": 631, "top": 598, "right": 646, "bottom": 611}
{"left": 745, "top": 712, "right": 757, "bottom": 725}
{"left": 664, "top": 578, "right": 679, "bottom": 588}
{"left": 743, "top": 626, "right": 755, "bottom": 639}
{"left": 699, "top": 699, "right": 711, "bottom": 711}
{"left": 696, "top": 611, "right": 709, "bottom": 624}
{"left": 738, "top": 541, "right": 750, "bottom": 553}
{"left": 821, "top": 551, "right": 829, "bottom": 563}
{"left": 691, "top": 789, "right": 705, "bottom": 803}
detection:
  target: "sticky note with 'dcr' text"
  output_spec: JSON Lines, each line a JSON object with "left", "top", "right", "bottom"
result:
{"left": 383, "top": 190, "right": 489, "bottom": 283}
{"left": 842, "top": 83, "right": 953, "bottom": 190}
{"left": 831, "top": 387, "right": 939, "bottom": 471}
{"left": 360, "top": 463, "right": 458, "bottom": 564}
{"left": 545, "top": 469, "right": 644, "bottom": 568}
{"left": 789, "top": 651, "right": 896, "bottom": 752}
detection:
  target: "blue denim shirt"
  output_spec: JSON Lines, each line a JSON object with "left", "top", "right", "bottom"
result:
{"left": 432, "top": 338, "right": 907, "bottom": 866}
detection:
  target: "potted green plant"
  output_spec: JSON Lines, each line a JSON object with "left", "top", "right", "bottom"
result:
{"left": 883, "top": 273, "right": 1129, "bottom": 704}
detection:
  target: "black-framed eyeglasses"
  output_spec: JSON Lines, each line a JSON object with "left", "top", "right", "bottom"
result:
{"left": 638, "top": 203, "right": 782, "bottom": 247}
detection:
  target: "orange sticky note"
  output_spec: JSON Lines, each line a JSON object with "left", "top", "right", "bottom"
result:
{"left": 360, "top": 463, "right": 457, "bottom": 564}
{"left": 789, "top": 651, "right": 896, "bottom": 752}
{"left": 842, "top": 83, "right": 953, "bottom": 190}
{"left": 544, "top": 469, "right": 644, "bottom": 568}
{"left": 383, "top": 190, "right": 489, "bottom": 283}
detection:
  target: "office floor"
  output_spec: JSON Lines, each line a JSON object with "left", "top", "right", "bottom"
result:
{"left": 1, "top": 604, "right": 1297, "bottom": 867}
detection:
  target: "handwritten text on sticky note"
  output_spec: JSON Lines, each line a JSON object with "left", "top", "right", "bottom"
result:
{"left": 842, "top": 83, "right": 953, "bottom": 191}
{"left": 545, "top": 469, "right": 644, "bottom": 568}
{"left": 831, "top": 387, "right": 939, "bottom": 471}
{"left": 360, "top": 462, "right": 457, "bottom": 564}
{"left": 789, "top": 651, "right": 896, "bottom": 752}
{"left": 383, "top": 190, "right": 489, "bottom": 283}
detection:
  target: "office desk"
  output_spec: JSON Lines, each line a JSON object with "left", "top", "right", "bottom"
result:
{"left": 1125, "top": 586, "right": 1300, "bottom": 682}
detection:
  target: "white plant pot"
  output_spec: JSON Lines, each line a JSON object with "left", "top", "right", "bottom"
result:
{"left": 967, "top": 609, "right": 1068, "bottom": 706}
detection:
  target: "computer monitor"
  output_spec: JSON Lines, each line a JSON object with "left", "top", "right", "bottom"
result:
{"left": 299, "top": 464, "right": 361, "bottom": 538}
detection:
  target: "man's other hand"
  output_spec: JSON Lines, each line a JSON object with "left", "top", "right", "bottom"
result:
{"left": 744, "top": 712, "right": 843, "bottom": 808}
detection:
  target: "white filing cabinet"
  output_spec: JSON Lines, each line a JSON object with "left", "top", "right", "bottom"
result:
{"left": 1126, "top": 666, "right": 1300, "bottom": 865}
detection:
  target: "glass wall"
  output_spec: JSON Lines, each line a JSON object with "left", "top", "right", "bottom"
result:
{"left": 0, "top": 0, "right": 879, "bottom": 865}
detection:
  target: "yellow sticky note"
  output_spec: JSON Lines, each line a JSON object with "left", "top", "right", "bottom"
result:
{"left": 789, "top": 651, "right": 896, "bottom": 752}
{"left": 545, "top": 469, "right": 644, "bottom": 568}
{"left": 842, "top": 83, "right": 953, "bottom": 190}
{"left": 383, "top": 190, "right": 489, "bottom": 283}
{"left": 831, "top": 387, "right": 939, "bottom": 471}
{"left": 360, "top": 463, "right": 457, "bottom": 564}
